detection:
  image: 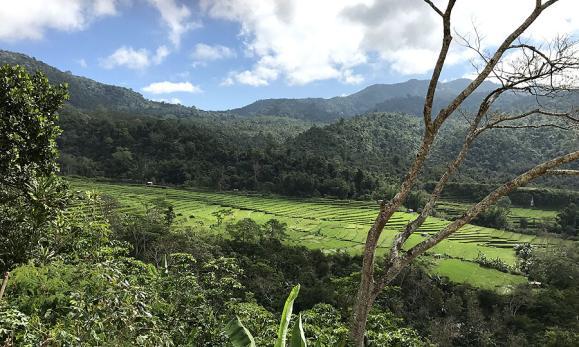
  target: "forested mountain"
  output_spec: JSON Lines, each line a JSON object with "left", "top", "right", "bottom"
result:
{"left": 232, "top": 79, "right": 499, "bottom": 121}
{"left": 0, "top": 50, "right": 203, "bottom": 118}
{"left": 2, "top": 50, "right": 577, "bottom": 198}
{"left": 232, "top": 78, "right": 579, "bottom": 121}
{"left": 5, "top": 49, "right": 579, "bottom": 123}
{"left": 57, "top": 110, "right": 578, "bottom": 200}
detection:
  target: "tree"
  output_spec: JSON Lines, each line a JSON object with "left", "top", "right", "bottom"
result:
{"left": 212, "top": 208, "right": 234, "bottom": 227}
{"left": 554, "top": 203, "right": 578, "bottom": 235}
{"left": 262, "top": 219, "right": 288, "bottom": 242}
{"left": 226, "top": 218, "right": 262, "bottom": 243}
{"left": 349, "top": 1, "right": 579, "bottom": 345}
{"left": 471, "top": 205, "right": 510, "bottom": 229}
{"left": 0, "top": 65, "right": 68, "bottom": 271}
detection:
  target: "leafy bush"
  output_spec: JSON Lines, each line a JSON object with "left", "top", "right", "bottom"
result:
{"left": 475, "top": 252, "right": 513, "bottom": 273}
{"left": 471, "top": 205, "right": 509, "bottom": 229}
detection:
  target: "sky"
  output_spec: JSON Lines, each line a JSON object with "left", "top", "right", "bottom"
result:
{"left": 0, "top": 0, "right": 578, "bottom": 110}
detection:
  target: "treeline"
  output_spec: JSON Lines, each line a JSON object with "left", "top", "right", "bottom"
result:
{"left": 424, "top": 182, "right": 579, "bottom": 208}
{"left": 57, "top": 110, "right": 578, "bottom": 201}
{"left": 57, "top": 111, "right": 387, "bottom": 199}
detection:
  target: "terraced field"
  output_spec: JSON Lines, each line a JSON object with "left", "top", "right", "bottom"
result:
{"left": 436, "top": 199, "right": 558, "bottom": 233}
{"left": 68, "top": 178, "right": 569, "bottom": 290}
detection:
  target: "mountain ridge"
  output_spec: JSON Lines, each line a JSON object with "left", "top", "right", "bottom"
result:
{"left": 0, "top": 50, "right": 202, "bottom": 118}
{"left": 0, "top": 50, "right": 497, "bottom": 122}
{"left": 2, "top": 49, "right": 578, "bottom": 123}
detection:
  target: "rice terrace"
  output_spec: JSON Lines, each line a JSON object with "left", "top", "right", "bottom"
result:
{"left": 69, "top": 178, "right": 567, "bottom": 290}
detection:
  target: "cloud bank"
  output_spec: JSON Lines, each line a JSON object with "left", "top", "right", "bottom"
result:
{"left": 0, "top": 0, "right": 119, "bottom": 41}
{"left": 101, "top": 45, "right": 170, "bottom": 70}
{"left": 142, "top": 81, "right": 202, "bottom": 94}
{"left": 201, "top": 0, "right": 579, "bottom": 86}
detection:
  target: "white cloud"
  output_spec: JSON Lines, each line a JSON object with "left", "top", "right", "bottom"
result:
{"left": 143, "top": 81, "right": 202, "bottom": 94}
{"left": 235, "top": 67, "right": 278, "bottom": 86}
{"left": 153, "top": 45, "right": 170, "bottom": 64}
{"left": 0, "top": 0, "right": 119, "bottom": 41}
{"left": 101, "top": 46, "right": 151, "bottom": 70}
{"left": 201, "top": 0, "right": 367, "bottom": 86}
{"left": 77, "top": 58, "right": 88, "bottom": 68}
{"left": 341, "top": 69, "right": 364, "bottom": 85}
{"left": 201, "top": 0, "right": 579, "bottom": 85}
{"left": 101, "top": 45, "right": 171, "bottom": 70}
{"left": 148, "top": 0, "right": 199, "bottom": 47}
{"left": 192, "top": 43, "right": 235, "bottom": 66}
{"left": 94, "top": 0, "right": 118, "bottom": 16}
{"left": 220, "top": 77, "right": 235, "bottom": 86}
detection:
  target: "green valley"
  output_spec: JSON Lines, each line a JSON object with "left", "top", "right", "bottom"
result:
{"left": 69, "top": 178, "right": 568, "bottom": 290}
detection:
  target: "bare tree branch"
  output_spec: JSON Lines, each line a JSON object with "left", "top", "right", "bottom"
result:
{"left": 432, "top": 0, "right": 564, "bottom": 131}
{"left": 479, "top": 108, "right": 578, "bottom": 133}
{"left": 423, "top": 0, "right": 443, "bottom": 16}
{"left": 423, "top": 0, "right": 457, "bottom": 128}
{"left": 489, "top": 123, "right": 570, "bottom": 130}
{"left": 546, "top": 169, "right": 579, "bottom": 176}
{"left": 402, "top": 150, "right": 579, "bottom": 265}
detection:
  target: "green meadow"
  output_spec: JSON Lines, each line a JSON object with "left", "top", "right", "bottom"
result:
{"left": 68, "top": 178, "right": 568, "bottom": 290}
{"left": 436, "top": 199, "right": 559, "bottom": 234}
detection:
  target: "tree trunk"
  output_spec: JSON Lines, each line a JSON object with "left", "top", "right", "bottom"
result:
{"left": 350, "top": 258, "right": 404, "bottom": 346}
{"left": 349, "top": 134, "right": 435, "bottom": 346}
{"left": 350, "top": 290, "right": 376, "bottom": 347}
{"left": 350, "top": 236, "right": 378, "bottom": 345}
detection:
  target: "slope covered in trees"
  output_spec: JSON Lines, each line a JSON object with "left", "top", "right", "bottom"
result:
{"left": 0, "top": 50, "right": 204, "bottom": 118}
{"left": 57, "top": 110, "right": 578, "bottom": 199}
{"left": 1, "top": 50, "right": 576, "bottom": 199}
{"left": 4, "top": 49, "right": 579, "bottom": 124}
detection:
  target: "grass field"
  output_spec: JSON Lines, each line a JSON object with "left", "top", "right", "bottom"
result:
{"left": 436, "top": 200, "right": 558, "bottom": 233}
{"left": 68, "top": 178, "right": 569, "bottom": 290}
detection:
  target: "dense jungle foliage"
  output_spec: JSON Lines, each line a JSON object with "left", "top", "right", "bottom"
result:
{"left": 1, "top": 52, "right": 578, "bottom": 346}
{"left": 56, "top": 109, "right": 578, "bottom": 202}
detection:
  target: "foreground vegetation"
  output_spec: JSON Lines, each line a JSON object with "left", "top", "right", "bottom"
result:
{"left": 3, "top": 186, "right": 578, "bottom": 346}
{"left": 69, "top": 178, "right": 573, "bottom": 289}
{"left": 1, "top": 56, "right": 578, "bottom": 346}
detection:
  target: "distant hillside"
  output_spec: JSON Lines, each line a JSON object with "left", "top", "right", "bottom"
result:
{"left": 231, "top": 79, "right": 502, "bottom": 121}
{"left": 232, "top": 78, "right": 579, "bottom": 122}
{"left": 0, "top": 50, "right": 202, "bottom": 118}
{"left": 3, "top": 49, "right": 578, "bottom": 123}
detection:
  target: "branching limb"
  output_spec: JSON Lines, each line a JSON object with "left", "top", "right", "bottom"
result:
{"left": 374, "top": 150, "right": 579, "bottom": 296}
{"left": 387, "top": 89, "right": 502, "bottom": 262}
{"left": 546, "top": 169, "right": 579, "bottom": 176}
{"left": 423, "top": 0, "right": 456, "bottom": 128}
{"left": 423, "top": 0, "right": 443, "bottom": 17}
{"left": 489, "top": 124, "right": 570, "bottom": 130}
{"left": 479, "top": 108, "right": 578, "bottom": 133}
{"left": 402, "top": 150, "right": 579, "bottom": 265}
{"left": 432, "top": 0, "right": 564, "bottom": 131}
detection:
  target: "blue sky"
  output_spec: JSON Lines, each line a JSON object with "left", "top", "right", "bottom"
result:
{"left": 1, "top": 0, "right": 577, "bottom": 110}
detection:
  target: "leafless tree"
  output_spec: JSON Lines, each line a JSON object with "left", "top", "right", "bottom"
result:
{"left": 349, "top": 1, "right": 579, "bottom": 345}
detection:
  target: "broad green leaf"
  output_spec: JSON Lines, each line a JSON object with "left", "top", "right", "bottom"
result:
{"left": 225, "top": 316, "right": 256, "bottom": 347}
{"left": 289, "top": 313, "right": 307, "bottom": 347}
{"left": 275, "top": 284, "right": 301, "bottom": 347}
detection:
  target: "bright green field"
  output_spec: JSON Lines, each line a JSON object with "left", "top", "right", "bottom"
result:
{"left": 436, "top": 200, "right": 558, "bottom": 232}
{"left": 430, "top": 259, "right": 527, "bottom": 291}
{"left": 68, "top": 178, "right": 568, "bottom": 290}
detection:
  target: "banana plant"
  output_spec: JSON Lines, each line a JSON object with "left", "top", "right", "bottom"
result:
{"left": 226, "top": 316, "right": 256, "bottom": 347}
{"left": 226, "top": 284, "right": 307, "bottom": 347}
